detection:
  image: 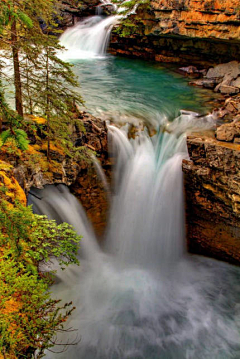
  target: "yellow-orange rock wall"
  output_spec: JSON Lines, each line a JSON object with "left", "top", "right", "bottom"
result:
{"left": 150, "top": 0, "right": 240, "bottom": 40}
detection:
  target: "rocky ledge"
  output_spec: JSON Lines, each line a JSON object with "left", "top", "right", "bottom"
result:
{"left": 181, "top": 60, "right": 240, "bottom": 264}
{"left": 0, "top": 111, "right": 110, "bottom": 236}
{"left": 110, "top": 0, "right": 240, "bottom": 65}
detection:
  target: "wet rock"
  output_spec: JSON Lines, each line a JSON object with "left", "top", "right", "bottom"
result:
{"left": 179, "top": 65, "right": 198, "bottom": 74}
{"left": 217, "top": 85, "right": 240, "bottom": 95}
{"left": 155, "top": 54, "right": 180, "bottom": 62}
{"left": 190, "top": 78, "right": 217, "bottom": 89}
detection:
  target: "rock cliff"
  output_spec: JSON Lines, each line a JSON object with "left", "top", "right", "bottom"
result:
{"left": 0, "top": 112, "right": 110, "bottom": 236}
{"left": 109, "top": 0, "right": 240, "bottom": 65}
{"left": 183, "top": 134, "right": 240, "bottom": 264}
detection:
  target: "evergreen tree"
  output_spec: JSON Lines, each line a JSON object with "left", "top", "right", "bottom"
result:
{"left": 0, "top": 0, "right": 83, "bottom": 155}
{"left": 0, "top": 79, "right": 29, "bottom": 150}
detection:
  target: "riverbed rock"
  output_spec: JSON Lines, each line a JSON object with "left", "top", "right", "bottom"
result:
{"left": 206, "top": 61, "right": 240, "bottom": 80}
{"left": 183, "top": 135, "right": 240, "bottom": 265}
{"left": 190, "top": 78, "right": 218, "bottom": 89}
{"left": 217, "top": 85, "right": 240, "bottom": 95}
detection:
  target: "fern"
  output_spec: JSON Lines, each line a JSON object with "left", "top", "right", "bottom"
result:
{"left": 0, "top": 128, "right": 29, "bottom": 150}
{"left": 14, "top": 129, "right": 29, "bottom": 150}
{"left": 0, "top": 129, "right": 11, "bottom": 145}
{"left": 17, "top": 10, "right": 33, "bottom": 28}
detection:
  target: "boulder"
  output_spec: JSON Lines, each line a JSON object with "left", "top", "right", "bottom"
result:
{"left": 216, "top": 122, "right": 238, "bottom": 142}
{"left": 179, "top": 66, "right": 198, "bottom": 74}
{"left": 206, "top": 61, "right": 240, "bottom": 80}
{"left": 190, "top": 78, "right": 217, "bottom": 88}
{"left": 232, "top": 77, "right": 240, "bottom": 89}
{"left": 214, "top": 74, "right": 233, "bottom": 91}
{"left": 217, "top": 85, "right": 239, "bottom": 95}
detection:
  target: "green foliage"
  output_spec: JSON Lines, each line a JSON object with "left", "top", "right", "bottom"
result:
{"left": 112, "top": 0, "right": 151, "bottom": 37}
{"left": 20, "top": 31, "right": 84, "bottom": 155}
{"left": 16, "top": 10, "right": 33, "bottom": 28}
{"left": 0, "top": 198, "right": 81, "bottom": 357}
{"left": 0, "top": 0, "right": 33, "bottom": 34}
{"left": 0, "top": 128, "right": 29, "bottom": 150}
{"left": 0, "top": 0, "right": 84, "bottom": 157}
{"left": 0, "top": 1, "right": 86, "bottom": 356}
{"left": 0, "top": 254, "right": 75, "bottom": 358}
{"left": 0, "top": 200, "right": 81, "bottom": 268}
{"left": 14, "top": 128, "right": 29, "bottom": 150}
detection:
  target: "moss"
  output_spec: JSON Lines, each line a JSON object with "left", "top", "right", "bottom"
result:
{"left": 40, "top": 141, "right": 65, "bottom": 156}
{"left": 0, "top": 161, "right": 26, "bottom": 206}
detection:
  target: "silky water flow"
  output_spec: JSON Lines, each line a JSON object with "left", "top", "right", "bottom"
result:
{"left": 29, "top": 122, "right": 240, "bottom": 359}
{"left": 28, "top": 14, "right": 240, "bottom": 359}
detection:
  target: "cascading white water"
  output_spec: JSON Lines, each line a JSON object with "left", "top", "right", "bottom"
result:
{"left": 29, "top": 185, "right": 99, "bottom": 261}
{"left": 29, "top": 117, "right": 240, "bottom": 359}
{"left": 105, "top": 126, "right": 187, "bottom": 269}
{"left": 28, "top": 14, "right": 240, "bottom": 358}
{"left": 59, "top": 16, "right": 119, "bottom": 60}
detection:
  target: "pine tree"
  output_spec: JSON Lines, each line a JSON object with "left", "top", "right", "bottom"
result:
{"left": 0, "top": 0, "right": 33, "bottom": 116}
{"left": 20, "top": 27, "right": 83, "bottom": 158}
{"left": 0, "top": 0, "right": 84, "bottom": 156}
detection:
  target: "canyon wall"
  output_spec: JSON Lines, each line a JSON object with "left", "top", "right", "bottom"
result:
{"left": 183, "top": 133, "right": 240, "bottom": 264}
{"left": 110, "top": 0, "right": 240, "bottom": 65}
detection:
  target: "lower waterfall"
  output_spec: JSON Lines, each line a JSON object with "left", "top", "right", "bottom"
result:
{"left": 29, "top": 122, "right": 240, "bottom": 359}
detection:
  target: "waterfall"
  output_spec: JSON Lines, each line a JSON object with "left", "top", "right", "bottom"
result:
{"left": 59, "top": 16, "right": 119, "bottom": 60}
{"left": 28, "top": 12, "right": 240, "bottom": 356}
{"left": 30, "top": 120, "right": 240, "bottom": 359}
{"left": 28, "top": 185, "right": 99, "bottom": 261}
{"left": 106, "top": 126, "right": 187, "bottom": 269}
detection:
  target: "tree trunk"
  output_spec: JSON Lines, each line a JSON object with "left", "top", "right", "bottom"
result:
{"left": 11, "top": 20, "right": 23, "bottom": 117}
{"left": 46, "top": 49, "right": 50, "bottom": 160}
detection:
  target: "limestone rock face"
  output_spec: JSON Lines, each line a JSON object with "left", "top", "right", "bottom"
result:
{"left": 110, "top": 0, "right": 240, "bottom": 64}
{"left": 59, "top": 0, "right": 100, "bottom": 28}
{"left": 183, "top": 135, "right": 240, "bottom": 264}
{"left": 150, "top": 0, "right": 240, "bottom": 40}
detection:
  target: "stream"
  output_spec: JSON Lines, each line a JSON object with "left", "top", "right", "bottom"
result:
{"left": 29, "top": 16, "right": 240, "bottom": 359}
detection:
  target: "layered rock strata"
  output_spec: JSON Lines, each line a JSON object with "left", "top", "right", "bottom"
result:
{"left": 109, "top": 0, "right": 240, "bottom": 65}
{"left": 183, "top": 134, "right": 240, "bottom": 264}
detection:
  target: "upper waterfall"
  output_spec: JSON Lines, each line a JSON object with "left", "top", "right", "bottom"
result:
{"left": 59, "top": 16, "right": 119, "bottom": 60}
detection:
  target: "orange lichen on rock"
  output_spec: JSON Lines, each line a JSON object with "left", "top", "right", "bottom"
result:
{"left": 0, "top": 161, "right": 26, "bottom": 205}
{"left": 40, "top": 141, "right": 65, "bottom": 156}
{"left": 150, "top": 0, "right": 240, "bottom": 40}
